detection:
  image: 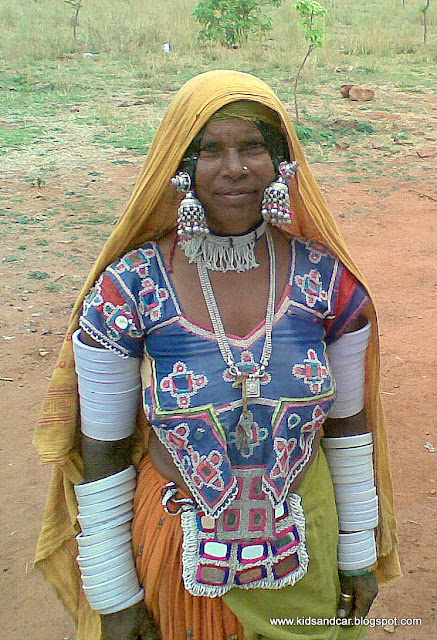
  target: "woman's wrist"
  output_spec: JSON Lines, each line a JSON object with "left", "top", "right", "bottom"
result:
{"left": 339, "top": 564, "right": 377, "bottom": 577}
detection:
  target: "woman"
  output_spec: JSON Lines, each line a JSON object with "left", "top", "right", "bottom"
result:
{"left": 34, "top": 70, "right": 401, "bottom": 640}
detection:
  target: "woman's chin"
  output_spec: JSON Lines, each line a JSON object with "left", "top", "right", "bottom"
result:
{"left": 206, "top": 214, "right": 264, "bottom": 236}
{"left": 205, "top": 205, "right": 264, "bottom": 235}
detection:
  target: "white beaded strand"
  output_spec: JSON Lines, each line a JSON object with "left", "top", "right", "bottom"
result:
{"left": 197, "top": 225, "right": 276, "bottom": 383}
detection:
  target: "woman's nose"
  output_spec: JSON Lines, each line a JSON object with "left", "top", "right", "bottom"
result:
{"left": 221, "top": 148, "right": 246, "bottom": 178}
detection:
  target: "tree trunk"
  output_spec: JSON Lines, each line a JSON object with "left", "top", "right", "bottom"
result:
{"left": 423, "top": 0, "right": 431, "bottom": 44}
{"left": 73, "top": 0, "right": 82, "bottom": 40}
{"left": 293, "top": 43, "right": 315, "bottom": 123}
{"left": 65, "top": 0, "right": 83, "bottom": 40}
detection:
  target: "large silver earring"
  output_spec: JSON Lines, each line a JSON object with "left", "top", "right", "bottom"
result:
{"left": 171, "top": 172, "right": 209, "bottom": 239}
{"left": 261, "top": 161, "right": 299, "bottom": 226}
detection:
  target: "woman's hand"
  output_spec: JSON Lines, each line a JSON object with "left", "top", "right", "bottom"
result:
{"left": 337, "top": 571, "right": 378, "bottom": 621}
{"left": 101, "top": 601, "right": 161, "bottom": 640}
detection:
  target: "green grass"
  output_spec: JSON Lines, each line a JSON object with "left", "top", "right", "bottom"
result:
{"left": 93, "top": 123, "right": 156, "bottom": 154}
{"left": 44, "top": 282, "right": 63, "bottom": 292}
{"left": 28, "top": 270, "right": 50, "bottom": 280}
{"left": 0, "top": 124, "right": 46, "bottom": 153}
{"left": 295, "top": 118, "right": 377, "bottom": 147}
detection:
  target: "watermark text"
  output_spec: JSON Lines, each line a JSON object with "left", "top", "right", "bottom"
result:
{"left": 269, "top": 616, "right": 422, "bottom": 628}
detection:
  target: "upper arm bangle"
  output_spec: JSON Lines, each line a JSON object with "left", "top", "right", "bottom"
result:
{"left": 327, "top": 320, "right": 371, "bottom": 418}
{"left": 73, "top": 329, "right": 141, "bottom": 441}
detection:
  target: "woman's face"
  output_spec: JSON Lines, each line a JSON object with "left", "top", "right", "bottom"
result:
{"left": 194, "top": 118, "right": 276, "bottom": 235}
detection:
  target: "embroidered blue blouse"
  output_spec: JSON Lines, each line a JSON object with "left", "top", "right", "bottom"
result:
{"left": 80, "top": 237, "right": 369, "bottom": 517}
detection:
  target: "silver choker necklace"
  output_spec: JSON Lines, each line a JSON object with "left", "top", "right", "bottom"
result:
{"left": 179, "top": 220, "right": 267, "bottom": 272}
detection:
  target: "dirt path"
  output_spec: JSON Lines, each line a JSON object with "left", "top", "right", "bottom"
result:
{"left": 1, "top": 142, "right": 436, "bottom": 638}
{"left": 318, "top": 170, "right": 437, "bottom": 639}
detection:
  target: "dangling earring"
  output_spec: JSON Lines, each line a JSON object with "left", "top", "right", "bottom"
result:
{"left": 171, "top": 172, "right": 209, "bottom": 239}
{"left": 261, "top": 161, "right": 299, "bottom": 226}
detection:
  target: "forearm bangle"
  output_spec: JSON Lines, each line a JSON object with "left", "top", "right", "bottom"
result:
{"left": 322, "top": 433, "right": 378, "bottom": 571}
{"left": 74, "top": 465, "right": 144, "bottom": 614}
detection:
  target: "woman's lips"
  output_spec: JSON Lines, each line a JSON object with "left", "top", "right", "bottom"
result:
{"left": 216, "top": 190, "right": 255, "bottom": 202}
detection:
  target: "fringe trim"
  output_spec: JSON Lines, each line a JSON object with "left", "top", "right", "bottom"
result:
{"left": 179, "top": 222, "right": 267, "bottom": 273}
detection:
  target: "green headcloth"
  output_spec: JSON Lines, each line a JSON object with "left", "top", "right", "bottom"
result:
{"left": 209, "top": 100, "right": 282, "bottom": 131}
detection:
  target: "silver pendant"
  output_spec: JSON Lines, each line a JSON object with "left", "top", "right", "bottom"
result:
{"left": 244, "top": 375, "right": 260, "bottom": 399}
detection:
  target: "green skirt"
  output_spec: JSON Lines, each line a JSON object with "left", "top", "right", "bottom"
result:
{"left": 223, "top": 449, "right": 367, "bottom": 640}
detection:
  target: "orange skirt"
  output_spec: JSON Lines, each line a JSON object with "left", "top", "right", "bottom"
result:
{"left": 132, "top": 454, "right": 246, "bottom": 640}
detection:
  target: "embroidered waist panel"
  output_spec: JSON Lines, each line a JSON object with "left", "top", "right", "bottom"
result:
{"left": 164, "top": 468, "right": 309, "bottom": 596}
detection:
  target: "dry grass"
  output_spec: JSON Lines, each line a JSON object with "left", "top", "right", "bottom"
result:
{"left": 0, "top": 0, "right": 436, "bottom": 184}
{"left": 1, "top": 0, "right": 435, "bottom": 66}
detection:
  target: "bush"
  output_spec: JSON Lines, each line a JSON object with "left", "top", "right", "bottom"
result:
{"left": 194, "top": 0, "right": 283, "bottom": 48}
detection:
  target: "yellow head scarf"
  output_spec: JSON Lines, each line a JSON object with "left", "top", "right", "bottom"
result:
{"left": 33, "top": 70, "right": 400, "bottom": 638}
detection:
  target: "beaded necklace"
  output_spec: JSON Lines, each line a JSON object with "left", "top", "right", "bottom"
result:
{"left": 197, "top": 226, "right": 276, "bottom": 436}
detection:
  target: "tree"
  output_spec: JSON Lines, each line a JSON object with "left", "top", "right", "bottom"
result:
{"left": 292, "top": 1, "right": 327, "bottom": 123}
{"left": 194, "top": 0, "right": 283, "bottom": 48}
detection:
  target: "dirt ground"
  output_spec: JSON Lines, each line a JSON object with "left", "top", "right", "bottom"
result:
{"left": 0, "top": 126, "right": 436, "bottom": 639}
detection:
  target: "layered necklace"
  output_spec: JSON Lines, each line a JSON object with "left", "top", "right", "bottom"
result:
{"left": 197, "top": 224, "right": 276, "bottom": 436}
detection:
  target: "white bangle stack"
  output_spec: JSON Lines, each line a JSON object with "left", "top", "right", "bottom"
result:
{"left": 74, "top": 466, "right": 144, "bottom": 614}
{"left": 322, "top": 433, "right": 378, "bottom": 572}
{"left": 327, "top": 320, "right": 371, "bottom": 419}
{"left": 73, "top": 330, "right": 141, "bottom": 441}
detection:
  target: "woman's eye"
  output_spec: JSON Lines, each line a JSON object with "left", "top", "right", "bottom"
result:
{"left": 198, "top": 146, "right": 220, "bottom": 159}
{"left": 242, "top": 142, "right": 267, "bottom": 155}
{"left": 198, "top": 142, "right": 267, "bottom": 161}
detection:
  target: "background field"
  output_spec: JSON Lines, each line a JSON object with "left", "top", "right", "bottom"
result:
{"left": 0, "top": 1, "right": 436, "bottom": 639}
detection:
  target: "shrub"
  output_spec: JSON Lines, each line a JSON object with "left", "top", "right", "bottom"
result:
{"left": 194, "top": 0, "right": 283, "bottom": 48}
